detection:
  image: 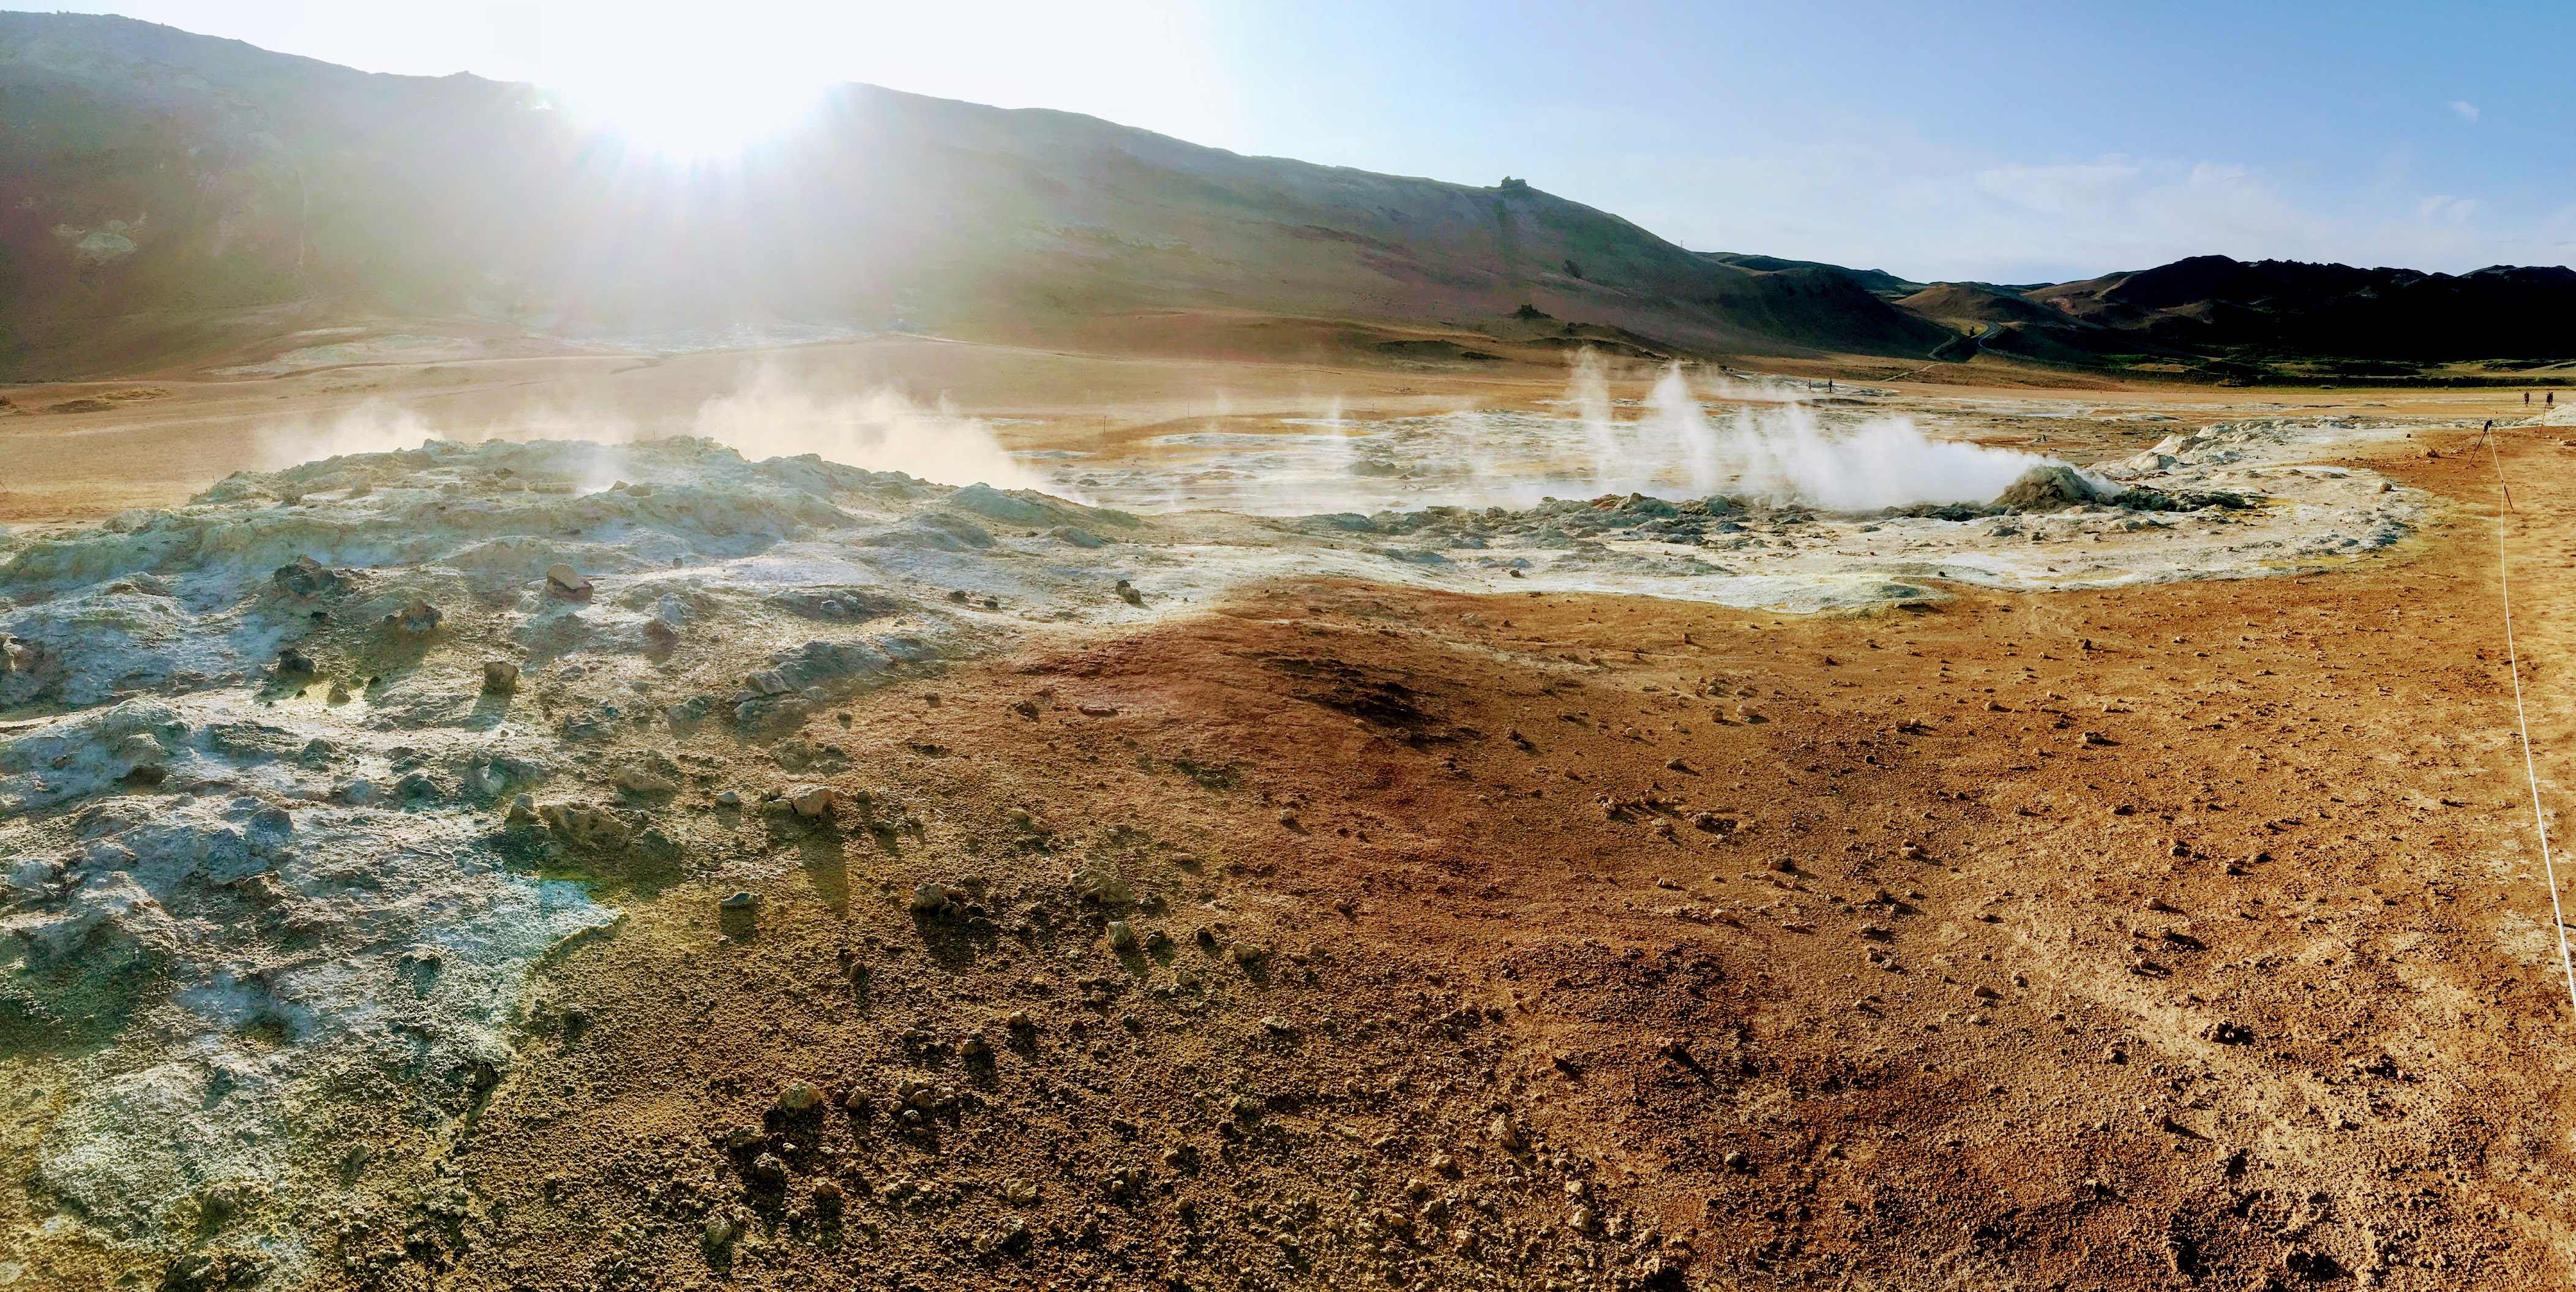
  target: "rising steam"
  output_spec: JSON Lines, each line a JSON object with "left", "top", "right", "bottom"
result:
{"left": 1589, "top": 358, "right": 2087, "bottom": 510}
{"left": 249, "top": 369, "right": 1054, "bottom": 494}
{"left": 688, "top": 370, "right": 1057, "bottom": 493}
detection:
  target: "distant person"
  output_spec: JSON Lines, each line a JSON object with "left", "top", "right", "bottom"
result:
{"left": 2526, "top": 391, "right": 2533, "bottom": 404}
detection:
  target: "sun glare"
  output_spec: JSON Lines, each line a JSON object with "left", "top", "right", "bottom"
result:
{"left": 551, "top": 66, "right": 831, "bottom": 159}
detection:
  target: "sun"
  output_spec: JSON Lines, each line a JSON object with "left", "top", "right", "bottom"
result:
{"left": 549, "top": 64, "right": 832, "bottom": 160}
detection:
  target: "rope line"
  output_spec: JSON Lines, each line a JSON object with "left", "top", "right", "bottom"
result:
{"left": 2482, "top": 426, "right": 2576, "bottom": 1020}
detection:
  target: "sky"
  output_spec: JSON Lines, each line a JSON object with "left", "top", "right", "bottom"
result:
{"left": 42, "top": 1, "right": 2576, "bottom": 282}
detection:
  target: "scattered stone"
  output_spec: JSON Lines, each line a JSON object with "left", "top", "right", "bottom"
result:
{"left": 1489, "top": 1114, "right": 1522, "bottom": 1149}
{"left": 544, "top": 563, "right": 594, "bottom": 600}
{"left": 812, "top": 1179, "right": 845, "bottom": 1216}
{"left": 720, "top": 891, "right": 762, "bottom": 914}
{"left": 270, "top": 555, "right": 348, "bottom": 598}
{"left": 482, "top": 660, "right": 520, "bottom": 692}
{"left": 776, "top": 1080, "right": 823, "bottom": 1113}
{"left": 1117, "top": 579, "right": 1145, "bottom": 607}
{"left": 1078, "top": 702, "right": 1119, "bottom": 717}
{"left": 538, "top": 802, "right": 629, "bottom": 851}
{"left": 615, "top": 767, "right": 678, "bottom": 795}
{"left": 383, "top": 597, "right": 442, "bottom": 636}
{"left": 715, "top": 789, "right": 743, "bottom": 807}
{"left": 1723, "top": 1150, "right": 1750, "bottom": 1172}
{"left": 1108, "top": 919, "right": 1137, "bottom": 950}
{"left": 1227, "top": 941, "right": 1266, "bottom": 967}
{"left": 789, "top": 784, "right": 837, "bottom": 818}
{"left": 274, "top": 648, "right": 317, "bottom": 677}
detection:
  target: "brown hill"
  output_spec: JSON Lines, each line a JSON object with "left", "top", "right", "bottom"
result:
{"left": 0, "top": 12, "right": 1953, "bottom": 378}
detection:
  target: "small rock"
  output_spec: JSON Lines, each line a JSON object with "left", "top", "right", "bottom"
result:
{"left": 789, "top": 784, "right": 837, "bottom": 818}
{"left": 702, "top": 1215, "right": 737, "bottom": 1248}
{"left": 274, "top": 648, "right": 318, "bottom": 677}
{"left": 504, "top": 793, "right": 538, "bottom": 824}
{"left": 383, "top": 597, "right": 441, "bottom": 636}
{"left": 1489, "top": 1114, "right": 1522, "bottom": 1149}
{"left": 776, "top": 1080, "right": 823, "bottom": 1113}
{"left": 1971, "top": 984, "right": 2001, "bottom": 1001}
{"left": 721, "top": 891, "right": 762, "bottom": 913}
{"left": 912, "top": 882, "right": 960, "bottom": 915}
{"left": 544, "top": 564, "right": 594, "bottom": 600}
{"left": 1078, "top": 702, "right": 1118, "bottom": 717}
{"left": 482, "top": 661, "right": 520, "bottom": 693}
{"left": 811, "top": 1179, "right": 845, "bottom": 1216}
{"left": 1108, "top": 920, "right": 1136, "bottom": 950}
{"left": 715, "top": 789, "right": 743, "bottom": 807}
{"left": 1227, "top": 941, "right": 1265, "bottom": 967}
{"left": 1723, "top": 1150, "right": 1750, "bottom": 1172}
{"left": 615, "top": 767, "right": 678, "bottom": 795}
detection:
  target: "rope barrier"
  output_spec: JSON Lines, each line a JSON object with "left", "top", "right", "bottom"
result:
{"left": 2482, "top": 425, "right": 2576, "bottom": 1020}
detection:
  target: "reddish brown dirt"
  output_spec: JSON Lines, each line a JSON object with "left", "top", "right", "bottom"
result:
{"left": 275, "top": 430, "right": 2576, "bottom": 1292}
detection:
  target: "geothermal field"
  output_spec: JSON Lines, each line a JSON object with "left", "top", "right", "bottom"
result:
{"left": 6, "top": 339, "right": 2574, "bottom": 1292}
{"left": 13, "top": 10, "right": 2576, "bottom": 1289}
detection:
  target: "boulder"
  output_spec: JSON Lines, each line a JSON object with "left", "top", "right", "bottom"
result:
{"left": 1992, "top": 464, "right": 2105, "bottom": 513}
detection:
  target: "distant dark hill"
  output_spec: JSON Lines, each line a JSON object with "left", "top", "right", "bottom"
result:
{"left": 0, "top": 12, "right": 1953, "bottom": 378}
{"left": 1855, "top": 255, "right": 2576, "bottom": 382}
{"left": 2024, "top": 255, "right": 2576, "bottom": 366}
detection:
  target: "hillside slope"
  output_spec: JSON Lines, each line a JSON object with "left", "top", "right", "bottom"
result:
{"left": 0, "top": 12, "right": 1951, "bottom": 378}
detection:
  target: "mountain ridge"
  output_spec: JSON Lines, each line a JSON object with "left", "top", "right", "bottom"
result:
{"left": 3, "top": 10, "right": 2572, "bottom": 385}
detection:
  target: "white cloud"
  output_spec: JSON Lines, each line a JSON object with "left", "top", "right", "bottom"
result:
{"left": 2451, "top": 99, "right": 2481, "bottom": 124}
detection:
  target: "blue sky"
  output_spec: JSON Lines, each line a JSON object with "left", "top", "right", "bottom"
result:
{"left": 47, "top": 1, "right": 2576, "bottom": 281}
